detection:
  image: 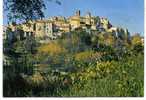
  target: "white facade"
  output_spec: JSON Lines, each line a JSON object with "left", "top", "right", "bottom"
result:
{"left": 45, "top": 22, "right": 53, "bottom": 37}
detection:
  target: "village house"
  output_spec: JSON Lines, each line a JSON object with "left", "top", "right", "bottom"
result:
{"left": 4, "top": 10, "right": 130, "bottom": 41}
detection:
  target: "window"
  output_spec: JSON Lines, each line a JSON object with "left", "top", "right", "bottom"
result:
{"left": 38, "top": 26, "right": 41, "bottom": 31}
{"left": 33, "top": 24, "right": 36, "bottom": 31}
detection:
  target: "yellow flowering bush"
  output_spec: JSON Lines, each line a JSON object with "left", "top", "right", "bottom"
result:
{"left": 96, "top": 61, "right": 115, "bottom": 74}
{"left": 75, "top": 51, "right": 103, "bottom": 62}
{"left": 38, "top": 42, "right": 67, "bottom": 56}
{"left": 26, "top": 72, "right": 44, "bottom": 86}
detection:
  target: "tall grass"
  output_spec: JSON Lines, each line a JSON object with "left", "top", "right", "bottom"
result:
{"left": 56, "top": 53, "right": 144, "bottom": 97}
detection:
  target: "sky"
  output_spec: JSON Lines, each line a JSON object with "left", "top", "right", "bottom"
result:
{"left": 3, "top": 0, "right": 144, "bottom": 35}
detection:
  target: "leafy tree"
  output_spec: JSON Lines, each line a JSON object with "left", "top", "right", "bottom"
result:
{"left": 4, "top": 0, "right": 45, "bottom": 22}
{"left": 94, "top": 16, "right": 100, "bottom": 25}
{"left": 116, "top": 28, "right": 131, "bottom": 44}
{"left": 105, "top": 33, "right": 116, "bottom": 46}
{"left": 131, "top": 34, "right": 143, "bottom": 53}
{"left": 3, "top": 0, "right": 61, "bottom": 97}
{"left": 4, "top": 0, "right": 61, "bottom": 22}
{"left": 91, "top": 35, "right": 99, "bottom": 49}
{"left": 97, "top": 32, "right": 105, "bottom": 45}
{"left": 131, "top": 34, "right": 142, "bottom": 46}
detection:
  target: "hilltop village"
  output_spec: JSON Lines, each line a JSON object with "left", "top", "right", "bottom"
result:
{"left": 3, "top": 10, "right": 144, "bottom": 97}
{"left": 3, "top": 0, "right": 144, "bottom": 96}
{"left": 4, "top": 10, "right": 130, "bottom": 41}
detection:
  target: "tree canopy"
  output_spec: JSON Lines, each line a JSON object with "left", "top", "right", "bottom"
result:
{"left": 4, "top": 0, "right": 61, "bottom": 22}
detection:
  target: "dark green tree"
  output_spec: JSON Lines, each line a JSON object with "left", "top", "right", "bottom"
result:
{"left": 3, "top": 0, "right": 61, "bottom": 97}
{"left": 4, "top": 0, "right": 61, "bottom": 22}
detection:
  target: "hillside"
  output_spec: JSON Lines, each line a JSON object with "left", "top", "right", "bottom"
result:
{"left": 3, "top": 11, "right": 144, "bottom": 97}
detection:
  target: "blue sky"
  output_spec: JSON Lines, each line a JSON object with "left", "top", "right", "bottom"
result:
{"left": 4, "top": 0, "right": 144, "bottom": 35}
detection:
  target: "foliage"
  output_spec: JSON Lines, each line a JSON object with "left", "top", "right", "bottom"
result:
{"left": 74, "top": 50, "right": 103, "bottom": 63}
{"left": 4, "top": 0, "right": 45, "bottom": 21}
{"left": 131, "top": 34, "right": 142, "bottom": 46}
{"left": 3, "top": 28, "right": 37, "bottom": 96}
{"left": 4, "top": 0, "right": 143, "bottom": 97}
{"left": 3, "top": 29, "right": 144, "bottom": 97}
{"left": 4, "top": 0, "right": 61, "bottom": 22}
{"left": 58, "top": 54, "right": 144, "bottom": 97}
{"left": 38, "top": 42, "right": 67, "bottom": 56}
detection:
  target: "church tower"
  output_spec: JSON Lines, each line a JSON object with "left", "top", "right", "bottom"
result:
{"left": 75, "top": 10, "right": 81, "bottom": 16}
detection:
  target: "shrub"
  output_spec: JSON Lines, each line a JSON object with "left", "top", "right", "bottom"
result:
{"left": 38, "top": 42, "right": 67, "bottom": 56}
{"left": 74, "top": 51, "right": 103, "bottom": 63}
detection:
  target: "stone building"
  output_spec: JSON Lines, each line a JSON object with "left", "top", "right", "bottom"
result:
{"left": 100, "top": 17, "right": 112, "bottom": 30}
{"left": 53, "top": 17, "right": 70, "bottom": 33}
{"left": 69, "top": 15, "right": 81, "bottom": 30}
{"left": 5, "top": 10, "right": 131, "bottom": 41}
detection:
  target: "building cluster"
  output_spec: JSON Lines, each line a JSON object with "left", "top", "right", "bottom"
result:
{"left": 4, "top": 10, "right": 130, "bottom": 41}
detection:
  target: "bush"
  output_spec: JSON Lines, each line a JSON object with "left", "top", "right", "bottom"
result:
{"left": 74, "top": 51, "right": 103, "bottom": 63}
{"left": 38, "top": 42, "right": 67, "bottom": 56}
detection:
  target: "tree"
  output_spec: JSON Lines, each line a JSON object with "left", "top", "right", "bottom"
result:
{"left": 105, "top": 33, "right": 116, "bottom": 46}
{"left": 117, "top": 28, "right": 125, "bottom": 40}
{"left": 131, "top": 34, "right": 143, "bottom": 53}
{"left": 3, "top": 28, "right": 37, "bottom": 96}
{"left": 94, "top": 16, "right": 100, "bottom": 24}
{"left": 117, "top": 28, "right": 130, "bottom": 42}
{"left": 131, "top": 34, "right": 142, "bottom": 46}
{"left": 91, "top": 35, "right": 99, "bottom": 49}
{"left": 4, "top": 0, "right": 61, "bottom": 22}
{"left": 3, "top": 0, "right": 61, "bottom": 96}
{"left": 4, "top": 0, "right": 45, "bottom": 22}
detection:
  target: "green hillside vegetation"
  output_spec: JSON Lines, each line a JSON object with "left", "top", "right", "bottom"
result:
{"left": 3, "top": 28, "right": 144, "bottom": 97}
{"left": 3, "top": 0, "right": 144, "bottom": 97}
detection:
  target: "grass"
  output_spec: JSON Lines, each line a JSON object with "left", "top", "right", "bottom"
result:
{"left": 54, "top": 53, "right": 144, "bottom": 97}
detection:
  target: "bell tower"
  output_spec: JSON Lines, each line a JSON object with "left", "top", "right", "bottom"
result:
{"left": 75, "top": 10, "right": 80, "bottom": 16}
